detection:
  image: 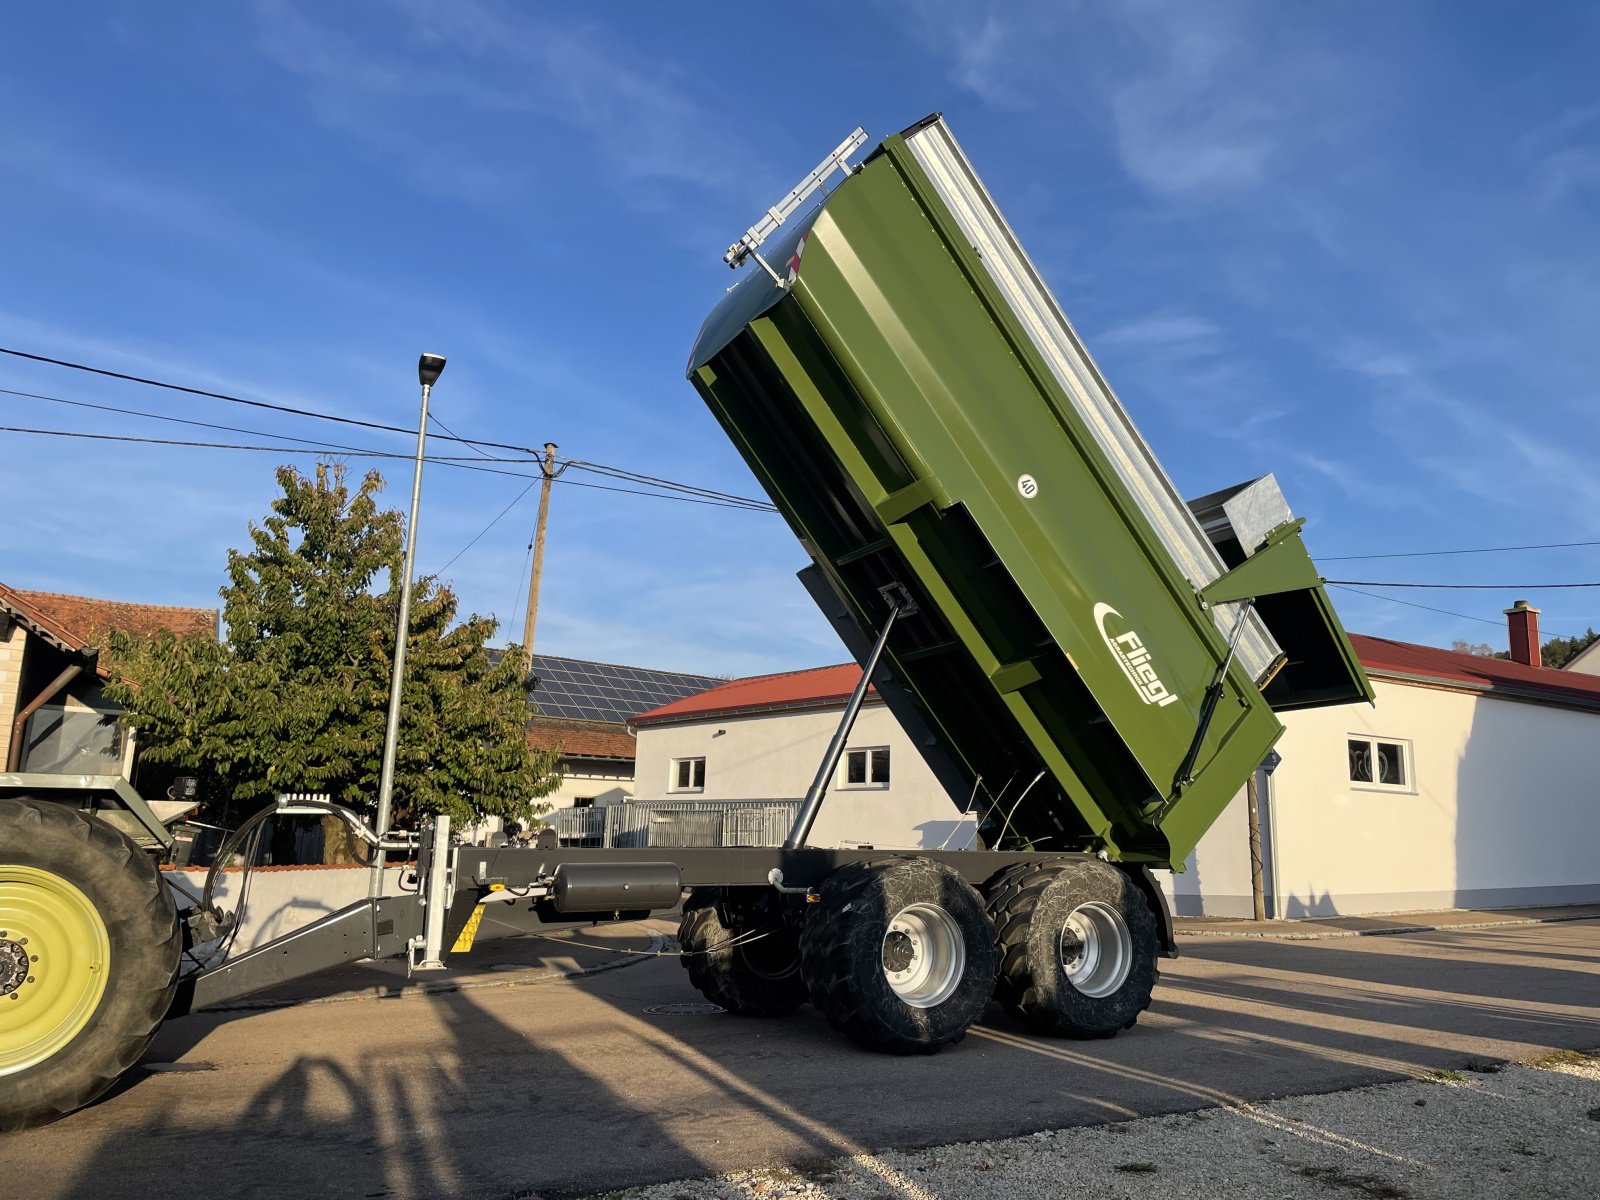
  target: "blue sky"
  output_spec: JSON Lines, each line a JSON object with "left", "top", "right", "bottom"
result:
{"left": 2, "top": 1, "right": 1597, "bottom": 676}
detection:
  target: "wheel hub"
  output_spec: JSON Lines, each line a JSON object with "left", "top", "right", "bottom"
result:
{"left": 882, "top": 929, "right": 917, "bottom": 974}
{"left": 0, "top": 936, "right": 29, "bottom": 996}
{"left": 0, "top": 866, "right": 111, "bottom": 1076}
{"left": 1058, "top": 901, "right": 1133, "bottom": 999}
{"left": 880, "top": 903, "right": 965, "bottom": 1009}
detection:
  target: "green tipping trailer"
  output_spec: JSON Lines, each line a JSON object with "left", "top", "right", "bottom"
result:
{"left": 689, "top": 114, "right": 1372, "bottom": 870}
{"left": 1, "top": 115, "right": 1378, "bottom": 1133}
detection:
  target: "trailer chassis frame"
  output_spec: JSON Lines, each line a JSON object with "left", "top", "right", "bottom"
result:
{"left": 169, "top": 839, "right": 1176, "bottom": 1017}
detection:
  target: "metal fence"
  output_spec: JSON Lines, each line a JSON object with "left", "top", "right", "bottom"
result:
{"left": 547, "top": 800, "right": 801, "bottom": 849}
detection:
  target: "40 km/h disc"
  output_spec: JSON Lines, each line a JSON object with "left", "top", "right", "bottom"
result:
{"left": 0, "top": 865, "right": 112, "bottom": 1076}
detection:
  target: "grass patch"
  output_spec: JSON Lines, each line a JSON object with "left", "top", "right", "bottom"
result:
{"left": 1462, "top": 1059, "right": 1502, "bottom": 1074}
{"left": 793, "top": 1158, "right": 841, "bottom": 1185}
{"left": 1115, "top": 1162, "right": 1158, "bottom": 1174}
{"left": 1529, "top": 1048, "right": 1600, "bottom": 1069}
{"left": 1429, "top": 1069, "right": 1466, "bottom": 1083}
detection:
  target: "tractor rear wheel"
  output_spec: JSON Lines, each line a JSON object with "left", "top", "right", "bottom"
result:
{"left": 0, "top": 798, "right": 180, "bottom": 1130}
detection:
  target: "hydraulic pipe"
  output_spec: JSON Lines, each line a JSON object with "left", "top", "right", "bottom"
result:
{"left": 784, "top": 603, "right": 900, "bottom": 849}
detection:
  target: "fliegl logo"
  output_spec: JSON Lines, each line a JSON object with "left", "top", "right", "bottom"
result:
{"left": 1093, "top": 603, "right": 1179, "bottom": 708}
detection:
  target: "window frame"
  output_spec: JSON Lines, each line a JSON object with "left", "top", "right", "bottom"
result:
{"left": 1346, "top": 734, "right": 1415, "bottom": 794}
{"left": 669, "top": 756, "right": 706, "bottom": 794}
{"left": 839, "top": 745, "right": 892, "bottom": 789}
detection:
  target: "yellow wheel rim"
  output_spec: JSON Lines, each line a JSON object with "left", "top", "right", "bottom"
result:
{"left": 0, "top": 865, "right": 111, "bottom": 1076}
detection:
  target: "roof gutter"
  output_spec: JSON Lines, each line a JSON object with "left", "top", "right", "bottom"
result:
{"left": 1368, "top": 666, "right": 1600, "bottom": 716}
{"left": 631, "top": 693, "right": 881, "bottom": 730}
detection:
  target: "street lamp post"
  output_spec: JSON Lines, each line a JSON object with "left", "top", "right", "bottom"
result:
{"left": 369, "top": 353, "right": 446, "bottom": 899}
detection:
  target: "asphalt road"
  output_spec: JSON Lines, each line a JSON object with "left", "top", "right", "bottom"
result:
{"left": 3, "top": 919, "right": 1597, "bottom": 1200}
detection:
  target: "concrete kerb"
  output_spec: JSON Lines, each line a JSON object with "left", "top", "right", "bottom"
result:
{"left": 1176, "top": 905, "right": 1600, "bottom": 941}
{"left": 194, "top": 930, "right": 670, "bottom": 1014}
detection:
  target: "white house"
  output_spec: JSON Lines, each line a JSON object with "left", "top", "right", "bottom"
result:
{"left": 631, "top": 665, "right": 977, "bottom": 851}
{"left": 1564, "top": 636, "right": 1600, "bottom": 675}
{"left": 1174, "top": 626, "right": 1600, "bottom": 917}
{"left": 524, "top": 653, "right": 721, "bottom": 811}
{"left": 632, "top": 603, "right": 1600, "bottom": 918}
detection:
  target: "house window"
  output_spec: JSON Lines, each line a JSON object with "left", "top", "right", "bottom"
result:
{"left": 573, "top": 796, "right": 596, "bottom": 809}
{"left": 670, "top": 757, "right": 706, "bottom": 792}
{"left": 841, "top": 747, "right": 891, "bottom": 788}
{"left": 1348, "top": 737, "right": 1411, "bottom": 790}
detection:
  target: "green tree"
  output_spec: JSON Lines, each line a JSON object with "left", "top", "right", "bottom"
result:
{"left": 1451, "top": 639, "right": 1508, "bottom": 660}
{"left": 106, "top": 464, "right": 559, "bottom": 831}
{"left": 1540, "top": 627, "right": 1600, "bottom": 670}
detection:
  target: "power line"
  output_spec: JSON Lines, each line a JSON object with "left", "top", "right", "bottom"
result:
{"left": 0, "top": 424, "right": 777, "bottom": 511}
{"left": 434, "top": 480, "right": 537, "bottom": 575}
{"left": 561, "top": 460, "right": 776, "bottom": 508}
{"left": 1, "top": 345, "right": 779, "bottom": 510}
{"left": 1324, "top": 578, "right": 1600, "bottom": 590}
{"left": 1, "top": 385, "right": 388, "bottom": 457}
{"left": 1329, "top": 583, "right": 1588, "bottom": 644}
{"left": 1328, "top": 584, "right": 1508, "bottom": 630}
{"left": 509, "top": 507, "right": 539, "bottom": 641}
{"left": 428, "top": 410, "right": 497, "bottom": 461}
{"left": 0, "top": 343, "right": 537, "bottom": 452}
{"left": 1320, "top": 539, "right": 1600, "bottom": 561}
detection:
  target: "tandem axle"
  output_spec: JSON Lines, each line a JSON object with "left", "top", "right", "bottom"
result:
{"left": 170, "top": 799, "right": 1177, "bottom": 1025}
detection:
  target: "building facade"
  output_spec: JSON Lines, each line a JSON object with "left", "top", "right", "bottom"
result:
{"left": 633, "top": 620, "right": 1600, "bottom": 916}
{"left": 521, "top": 653, "right": 721, "bottom": 813}
{"left": 1173, "top": 632, "right": 1600, "bottom": 917}
{"left": 631, "top": 665, "right": 978, "bottom": 850}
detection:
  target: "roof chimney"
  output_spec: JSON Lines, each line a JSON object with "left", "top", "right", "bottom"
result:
{"left": 1505, "top": 599, "right": 1541, "bottom": 667}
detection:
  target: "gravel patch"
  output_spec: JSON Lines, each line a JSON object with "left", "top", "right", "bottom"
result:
{"left": 574, "top": 1051, "right": 1600, "bottom": 1200}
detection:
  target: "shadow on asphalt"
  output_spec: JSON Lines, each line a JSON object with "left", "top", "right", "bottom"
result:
{"left": 21, "top": 918, "right": 1600, "bottom": 1199}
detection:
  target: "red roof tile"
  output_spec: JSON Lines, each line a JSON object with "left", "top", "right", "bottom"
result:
{"left": 1350, "top": 634, "right": 1600, "bottom": 709}
{"left": 636, "top": 636, "right": 1600, "bottom": 725}
{"left": 5, "top": 586, "right": 215, "bottom": 646}
{"left": 527, "top": 720, "right": 637, "bottom": 760}
{"left": 0, "top": 582, "right": 90, "bottom": 654}
{"left": 633, "top": 664, "right": 869, "bottom": 724}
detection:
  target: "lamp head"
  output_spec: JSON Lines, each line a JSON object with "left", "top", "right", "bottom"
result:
{"left": 418, "top": 353, "right": 447, "bottom": 388}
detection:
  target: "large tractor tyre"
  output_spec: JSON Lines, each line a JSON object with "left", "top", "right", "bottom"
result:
{"left": 677, "top": 891, "right": 807, "bottom": 1017}
{"left": 0, "top": 799, "right": 181, "bottom": 1130}
{"left": 800, "top": 857, "right": 997, "bottom": 1055}
{"left": 984, "top": 858, "right": 1159, "bottom": 1039}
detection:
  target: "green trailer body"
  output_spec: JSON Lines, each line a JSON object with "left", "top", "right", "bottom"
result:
{"left": 689, "top": 115, "right": 1372, "bottom": 869}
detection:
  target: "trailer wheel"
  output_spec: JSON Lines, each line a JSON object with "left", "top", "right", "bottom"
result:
{"left": 800, "top": 857, "right": 996, "bottom": 1055}
{"left": 678, "top": 891, "right": 806, "bottom": 1016}
{"left": 0, "top": 799, "right": 181, "bottom": 1130}
{"left": 985, "top": 859, "right": 1157, "bottom": 1039}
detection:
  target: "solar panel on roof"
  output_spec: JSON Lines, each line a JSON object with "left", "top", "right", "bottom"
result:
{"left": 526, "top": 654, "right": 720, "bottom": 723}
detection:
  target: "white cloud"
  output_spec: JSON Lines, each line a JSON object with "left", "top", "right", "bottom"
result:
{"left": 1096, "top": 313, "right": 1220, "bottom": 349}
{"left": 1099, "top": 1, "right": 1365, "bottom": 199}
{"left": 250, "top": 0, "right": 756, "bottom": 206}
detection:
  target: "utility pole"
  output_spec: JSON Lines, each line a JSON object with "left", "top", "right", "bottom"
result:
{"left": 522, "top": 442, "right": 559, "bottom": 675}
{"left": 1246, "top": 768, "right": 1266, "bottom": 922}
